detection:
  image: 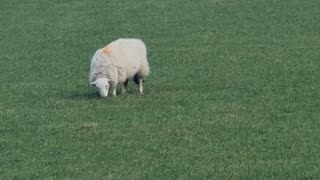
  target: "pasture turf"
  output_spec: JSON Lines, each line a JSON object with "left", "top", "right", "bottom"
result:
{"left": 1, "top": 0, "right": 320, "bottom": 179}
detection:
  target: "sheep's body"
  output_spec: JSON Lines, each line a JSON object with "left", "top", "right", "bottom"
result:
{"left": 89, "top": 38, "right": 150, "bottom": 97}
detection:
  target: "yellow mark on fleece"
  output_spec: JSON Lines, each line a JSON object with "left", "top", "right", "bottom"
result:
{"left": 102, "top": 47, "right": 111, "bottom": 55}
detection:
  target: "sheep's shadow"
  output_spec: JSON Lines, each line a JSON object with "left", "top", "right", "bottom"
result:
{"left": 65, "top": 83, "right": 142, "bottom": 101}
{"left": 63, "top": 85, "right": 102, "bottom": 101}
{"left": 65, "top": 91, "right": 100, "bottom": 100}
{"left": 65, "top": 89, "right": 135, "bottom": 101}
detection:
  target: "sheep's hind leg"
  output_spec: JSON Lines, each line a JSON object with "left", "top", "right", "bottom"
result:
{"left": 134, "top": 74, "right": 144, "bottom": 95}
{"left": 122, "top": 79, "right": 128, "bottom": 95}
{"left": 139, "top": 78, "right": 144, "bottom": 95}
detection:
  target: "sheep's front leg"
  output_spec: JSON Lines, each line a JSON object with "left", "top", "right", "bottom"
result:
{"left": 105, "top": 87, "right": 109, "bottom": 97}
{"left": 122, "top": 79, "right": 128, "bottom": 95}
{"left": 109, "top": 81, "right": 117, "bottom": 97}
{"left": 108, "top": 86, "right": 116, "bottom": 97}
{"left": 113, "top": 89, "right": 116, "bottom": 97}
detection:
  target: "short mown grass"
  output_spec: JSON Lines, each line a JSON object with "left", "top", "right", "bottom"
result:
{"left": 1, "top": 0, "right": 320, "bottom": 179}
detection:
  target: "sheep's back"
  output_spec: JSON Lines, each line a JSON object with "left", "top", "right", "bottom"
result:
{"left": 108, "top": 39, "right": 147, "bottom": 78}
{"left": 89, "top": 39, "right": 148, "bottom": 83}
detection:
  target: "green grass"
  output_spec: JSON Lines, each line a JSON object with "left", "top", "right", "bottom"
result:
{"left": 1, "top": 0, "right": 320, "bottom": 179}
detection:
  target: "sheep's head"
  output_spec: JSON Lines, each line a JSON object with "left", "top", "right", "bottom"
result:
{"left": 90, "top": 78, "right": 110, "bottom": 97}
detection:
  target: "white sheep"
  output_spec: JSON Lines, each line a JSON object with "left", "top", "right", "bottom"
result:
{"left": 89, "top": 38, "right": 150, "bottom": 97}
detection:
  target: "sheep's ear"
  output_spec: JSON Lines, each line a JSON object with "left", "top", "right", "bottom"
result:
{"left": 90, "top": 82, "right": 96, "bottom": 87}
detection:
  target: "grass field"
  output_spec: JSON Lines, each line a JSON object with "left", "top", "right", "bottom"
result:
{"left": 1, "top": 0, "right": 320, "bottom": 179}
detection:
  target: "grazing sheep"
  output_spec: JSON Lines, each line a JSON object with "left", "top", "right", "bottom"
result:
{"left": 89, "top": 38, "right": 150, "bottom": 97}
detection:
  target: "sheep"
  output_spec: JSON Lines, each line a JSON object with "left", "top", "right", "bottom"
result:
{"left": 89, "top": 38, "right": 150, "bottom": 97}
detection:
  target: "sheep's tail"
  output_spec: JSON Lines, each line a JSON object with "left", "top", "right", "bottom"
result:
{"left": 133, "top": 62, "right": 150, "bottom": 85}
{"left": 136, "top": 40, "right": 150, "bottom": 79}
{"left": 138, "top": 61, "right": 150, "bottom": 77}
